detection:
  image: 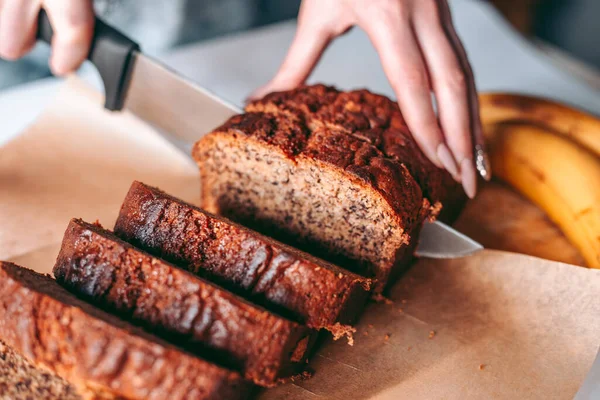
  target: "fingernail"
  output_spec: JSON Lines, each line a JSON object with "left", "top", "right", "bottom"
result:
{"left": 437, "top": 143, "right": 460, "bottom": 181}
{"left": 475, "top": 144, "right": 492, "bottom": 181}
{"left": 460, "top": 158, "right": 477, "bottom": 199}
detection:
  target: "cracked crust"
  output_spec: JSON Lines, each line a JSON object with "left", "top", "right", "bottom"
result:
{"left": 0, "top": 262, "right": 249, "bottom": 400}
{"left": 246, "top": 85, "right": 466, "bottom": 222}
{"left": 193, "top": 85, "right": 465, "bottom": 292}
{"left": 114, "top": 182, "right": 371, "bottom": 332}
{"left": 54, "top": 218, "right": 315, "bottom": 387}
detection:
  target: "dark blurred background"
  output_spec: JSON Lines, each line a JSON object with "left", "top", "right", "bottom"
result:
{"left": 1, "top": 0, "right": 599, "bottom": 91}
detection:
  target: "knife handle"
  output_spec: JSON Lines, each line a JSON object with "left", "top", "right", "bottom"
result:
{"left": 37, "top": 10, "right": 139, "bottom": 111}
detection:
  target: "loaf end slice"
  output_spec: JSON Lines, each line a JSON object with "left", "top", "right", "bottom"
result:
{"left": 0, "top": 340, "right": 83, "bottom": 400}
{"left": 114, "top": 181, "right": 371, "bottom": 336}
{"left": 0, "top": 261, "right": 250, "bottom": 400}
{"left": 193, "top": 110, "right": 429, "bottom": 292}
{"left": 54, "top": 218, "right": 315, "bottom": 386}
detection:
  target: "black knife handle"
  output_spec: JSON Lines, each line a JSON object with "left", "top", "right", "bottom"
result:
{"left": 37, "top": 10, "right": 139, "bottom": 111}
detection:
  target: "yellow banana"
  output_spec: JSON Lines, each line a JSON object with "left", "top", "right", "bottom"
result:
{"left": 480, "top": 93, "right": 600, "bottom": 157}
{"left": 486, "top": 121, "right": 600, "bottom": 269}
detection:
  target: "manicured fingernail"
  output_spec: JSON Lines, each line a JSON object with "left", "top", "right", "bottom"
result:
{"left": 437, "top": 143, "right": 460, "bottom": 181}
{"left": 475, "top": 144, "right": 492, "bottom": 181}
{"left": 461, "top": 158, "right": 477, "bottom": 199}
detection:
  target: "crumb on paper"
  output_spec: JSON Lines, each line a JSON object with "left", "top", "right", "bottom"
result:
{"left": 371, "top": 293, "right": 393, "bottom": 304}
{"left": 329, "top": 323, "right": 356, "bottom": 346}
{"left": 479, "top": 364, "right": 485, "bottom": 371}
{"left": 384, "top": 333, "right": 391, "bottom": 341}
{"left": 428, "top": 330, "right": 436, "bottom": 339}
{"left": 290, "top": 370, "right": 313, "bottom": 383}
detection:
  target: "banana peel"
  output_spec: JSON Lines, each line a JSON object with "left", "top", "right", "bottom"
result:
{"left": 485, "top": 121, "right": 600, "bottom": 269}
{"left": 480, "top": 93, "right": 600, "bottom": 157}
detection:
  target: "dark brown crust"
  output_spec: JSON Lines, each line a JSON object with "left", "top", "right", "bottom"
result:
{"left": 54, "top": 218, "right": 314, "bottom": 387}
{"left": 208, "top": 111, "right": 429, "bottom": 231}
{"left": 246, "top": 85, "right": 466, "bottom": 222}
{"left": 114, "top": 182, "right": 372, "bottom": 331}
{"left": 0, "top": 262, "right": 250, "bottom": 400}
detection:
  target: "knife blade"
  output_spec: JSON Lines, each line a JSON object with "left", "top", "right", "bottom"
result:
{"left": 124, "top": 54, "right": 241, "bottom": 151}
{"left": 415, "top": 220, "right": 483, "bottom": 258}
{"left": 36, "top": 11, "right": 483, "bottom": 260}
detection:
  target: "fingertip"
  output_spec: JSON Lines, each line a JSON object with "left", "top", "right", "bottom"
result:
{"left": 436, "top": 143, "right": 461, "bottom": 181}
{"left": 460, "top": 158, "right": 477, "bottom": 199}
{"left": 49, "top": 40, "right": 89, "bottom": 76}
{"left": 246, "top": 85, "right": 270, "bottom": 103}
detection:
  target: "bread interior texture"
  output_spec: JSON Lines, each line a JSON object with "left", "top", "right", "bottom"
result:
{"left": 198, "top": 135, "right": 407, "bottom": 282}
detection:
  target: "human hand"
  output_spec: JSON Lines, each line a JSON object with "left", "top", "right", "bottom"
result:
{"left": 250, "top": 0, "right": 489, "bottom": 198}
{"left": 0, "top": 0, "right": 94, "bottom": 75}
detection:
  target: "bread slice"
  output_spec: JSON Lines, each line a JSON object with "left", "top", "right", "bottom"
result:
{"left": 114, "top": 181, "right": 371, "bottom": 338}
{"left": 54, "top": 218, "right": 314, "bottom": 387}
{"left": 192, "top": 85, "right": 464, "bottom": 292}
{"left": 0, "top": 261, "right": 250, "bottom": 400}
{"left": 0, "top": 340, "right": 83, "bottom": 400}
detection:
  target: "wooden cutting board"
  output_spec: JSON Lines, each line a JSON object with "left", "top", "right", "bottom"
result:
{"left": 454, "top": 181, "right": 585, "bottom": 267}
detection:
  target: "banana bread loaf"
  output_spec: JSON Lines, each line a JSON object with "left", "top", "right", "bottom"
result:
{"left": 0, "top": 340, "right": 82, "bottom": 400}
{"left": 54, "top": 218, "right": 314, "bottom": 387}
{"left": 193, "top": 85, "right": 465, "bottom": 292}
{"left": 114, "top": 181, "right": 371, "bottom": 338}
{"left": 0, "top": 261, "right": 249, "bottom": 400}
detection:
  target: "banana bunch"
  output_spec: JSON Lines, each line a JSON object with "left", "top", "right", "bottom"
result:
{"left": 480, "top": 93, "right": 600, "bottom": 269}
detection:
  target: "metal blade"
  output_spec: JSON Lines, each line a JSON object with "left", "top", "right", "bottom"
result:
{"left": 124, "top": 53, "right": 241, "bottom": 153}
{"left": 415, "top": 220, "right": 483, "bottom": 259}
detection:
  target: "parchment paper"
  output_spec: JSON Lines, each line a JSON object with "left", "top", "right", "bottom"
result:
{"left": 1, "top": 78, "right": 599, "bottom": 399}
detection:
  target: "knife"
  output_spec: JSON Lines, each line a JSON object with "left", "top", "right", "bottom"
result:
{"left": 36, "top": 11, "right": 482, "bottom": 259}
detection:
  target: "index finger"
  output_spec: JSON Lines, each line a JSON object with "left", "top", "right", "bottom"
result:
{"left": 359, "top": 6, "right": 460, "bottom": 178}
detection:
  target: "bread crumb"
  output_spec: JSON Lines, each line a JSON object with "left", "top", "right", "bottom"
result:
{"left": 289, "top": 370, "right": 313, "bottom": 383}
{"left": 371, "top": 293, "right": 392, "bottom": 304}
{"left": 384, "top": 334, "right": 391, "bottom": 341}
{"left": 338, "top": 273, "right": 343, "bottom": 279}
{"left": 428, "top": 330, "right": 436, "bottom": 339}
{"left": 314, "top": 267, "right": 320, "bottom": 271}
{"left": 479, "top": 364, "right": 485, "bottom": 371}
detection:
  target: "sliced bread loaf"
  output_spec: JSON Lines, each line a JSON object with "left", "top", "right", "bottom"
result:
{"left": 193, "top": 86, "right": 464, "bottom": 292}
{"left": 0, "top": 261, "right": 249, "bottom": 400}
{"left": 54, "top": 218, "right": 314, "bottom": 387}
{"left": 114, "top": 181, "right": 371, "bottom": 338}
{"left": 0, "top": 340, "right": 82, "bottom": 400}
